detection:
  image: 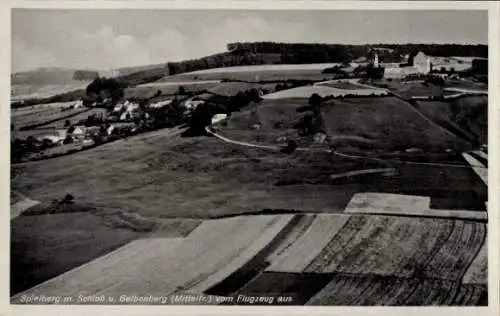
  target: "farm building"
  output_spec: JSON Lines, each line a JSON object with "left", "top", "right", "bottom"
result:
{"left": 149, "top": 99, "right": 172, "bottom": 109}
{"left": 382, "top": 52, "right": 431, "bottom": 79}
{"left": 369, "top": 51, "right": 433, "bottom": 79}
{"left": 72, "top": 100, "right": 84, "bottom": 109}
{"left": 211, "top": 114, "right": 228, "bottom": 125}
{"left": 71, "top": 126, "right": 86, "bottom": 138}
{"left": 184, "top": 98, "right": 205, "bottom": 111}
{"left": 40, "top": 129, "right": 67, "bottom": 144}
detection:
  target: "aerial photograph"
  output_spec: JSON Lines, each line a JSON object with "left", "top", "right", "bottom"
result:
{"left": 10, "top": 9, "right": 488, "bottom": 306}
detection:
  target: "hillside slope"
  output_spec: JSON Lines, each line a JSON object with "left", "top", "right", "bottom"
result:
{"left": 415, "top": 96, "right": 488, "bottom": 146}
{"left": 320, "top": 97, "right": 470, "bottom": 151}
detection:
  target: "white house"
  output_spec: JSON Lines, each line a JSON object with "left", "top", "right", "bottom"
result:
{"left": 106, "top": 124, "right": 115, "bottom": 136}
{"left": 149, "top": 99, "right": 172, "bottom": 108}
{"left": 184, "top": 98, "right": 205, "bottom": 110}
{"left": 211, "top": 114, "right": 228, "bottom": 125}
{"left": 73, "top": 100, "right": 84, "bottom": 109}
{"left": 71, "top": 126, "right": 86, "bottom": 138}
{"left": 41, "top": 129, "right": 67, "bottom": 144}
{"left": 42, "top": 135, "right": 64, "bottom": 144}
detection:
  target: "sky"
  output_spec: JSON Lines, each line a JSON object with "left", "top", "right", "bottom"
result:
{"left": 12, "top": 9, "right": 488, "bottom": 72}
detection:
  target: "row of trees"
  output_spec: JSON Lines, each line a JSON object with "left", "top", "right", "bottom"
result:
{"left": 163, "top": 42, "right": 487, "bottom": 77}
{"left": 228, "top": 42, "right": 487, "bottom": 59}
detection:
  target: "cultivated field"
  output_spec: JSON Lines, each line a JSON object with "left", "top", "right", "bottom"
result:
{"left": 13, "top": 212, "right": 487, "bottom": 305}
{"left": 12, "top": 103, "right": 92, "bottom": 131}
{"left": 208, "top": 82, "right": 277, "bottom": 97}
{"left": 344, "top": 193, "right": 486, "bottom": 220}
{"left": 315, "top": 80, "right": 374, "bottom": 90}
{"left": 262, "top": 85, "right": 387, "bottom": 100}
{"left": 124, "top": 81, "right": 221, "bottom": 99}
{"left": 31, "top": 108, "right": 107, "bottom": 129}
{"left": 11, "top": 82, "right": 90, "bottom": 101}
{"left": 159, "top": 64, "right": 343, "bottom": 82}
{"left": 12, "top": 215, "right": 294, "bottom": 300}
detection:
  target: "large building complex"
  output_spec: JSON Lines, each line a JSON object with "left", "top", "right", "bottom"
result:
{"left": 370, "top": 50, "right": 432, "bottom": 79}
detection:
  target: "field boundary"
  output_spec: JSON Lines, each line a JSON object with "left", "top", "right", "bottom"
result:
{"left": 206, "top": 127, "right": 486, "bottom": 170}
{"left": 18, "top": 107, "right": 93, "bottom": 131}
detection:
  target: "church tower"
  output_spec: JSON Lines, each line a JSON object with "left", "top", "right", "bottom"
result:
{"left": 373, "top": 53, "right": 379, "bottom": 68}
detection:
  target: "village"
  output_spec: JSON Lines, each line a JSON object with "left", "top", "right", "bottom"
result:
{"left": 11, "top": 47, "right": 487, "bottom": 164}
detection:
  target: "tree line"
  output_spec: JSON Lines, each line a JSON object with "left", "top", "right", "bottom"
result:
{"left": 163, "top": 42, "right": 487, "bottom": 76}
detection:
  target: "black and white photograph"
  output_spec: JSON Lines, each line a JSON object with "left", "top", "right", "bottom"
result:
{"left": 8, "top": 4, "right": 493, "bottom": 309}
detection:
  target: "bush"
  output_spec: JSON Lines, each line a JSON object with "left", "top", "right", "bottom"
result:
{"left": 63, "top": 194, "right": 74, "bottom": 203}
{"left": 63, "top": 135, "right": 73, "bottom": 144}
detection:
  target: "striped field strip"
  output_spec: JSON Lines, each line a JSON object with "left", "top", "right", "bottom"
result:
{"left": 462, "top": 153, "right": 488, "bottom": 185}
{"left": 344, "top": 193, "right": 486, "bottom": 221}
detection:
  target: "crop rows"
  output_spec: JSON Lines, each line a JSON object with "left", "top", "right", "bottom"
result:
{"left": 307, "top": 274, "right": 485, "bottom": 305}
{"left": 266, "top": 214, "right": 351, "bottom": 273}
{"left": 422, "top": 220, "right": 486, "bottom": 281}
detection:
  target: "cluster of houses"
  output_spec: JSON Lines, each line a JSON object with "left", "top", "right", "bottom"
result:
{"left": 38, "top": 124, "right": 117, "bottom": 146}
{"left": 33, "top": 93, "right": 210, "bottom": 148}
